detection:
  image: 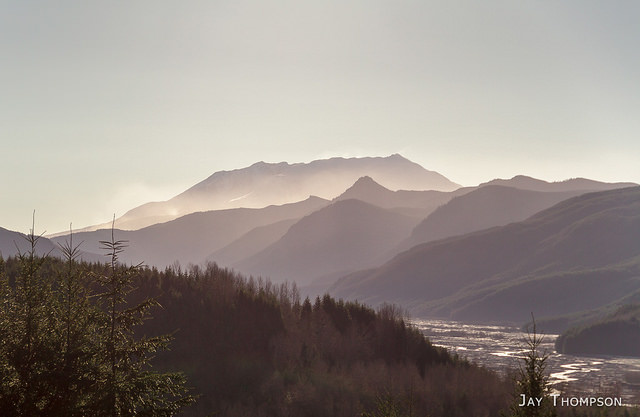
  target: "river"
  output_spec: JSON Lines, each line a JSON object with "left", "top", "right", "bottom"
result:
{"left": 413, "top": 318, "right": 640, "bottom": 406}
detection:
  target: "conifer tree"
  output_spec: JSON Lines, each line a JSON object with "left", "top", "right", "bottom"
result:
{"left": 510, "top": 315, "right": 556, "bottom": 417}
{"left": 0, "top": 220, "right": 58, "bottom": 416}
{"left": 49, "top": 228, "right": 102, "bottom": 415}
{"left": 94, "top": 225, "right": 194, "bottom": 416}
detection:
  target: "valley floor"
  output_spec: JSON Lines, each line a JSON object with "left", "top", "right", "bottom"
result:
{"left": 414, "top": 318, "right": 640, "bottom": 406}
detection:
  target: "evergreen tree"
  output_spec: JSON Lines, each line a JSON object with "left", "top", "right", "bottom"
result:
{"left": 94, "top": 226, "right": 194, "bottom": 416}
{"left": 0, "top": 222, "right": 59, "bottom": 416}
{"left": 510, "top": 315, "right": 556, "bottom": 417}
{"left": 49, "top": 228, "right": 102, "bottom": 416}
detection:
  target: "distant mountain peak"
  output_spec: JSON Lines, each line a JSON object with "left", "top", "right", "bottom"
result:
{"left": 334, "top": 176, "right": 393, "bottom": 202}
{"left": 239, "top": 155, "right": 414, "bottom": 173}
{"left": 351, "top": 175, "right": 386, "bottom": 189}
{"left": 510, "top": 175, "right": 537, "bottom": 181}
{"left": 480, "top": 175, "right": 545, "bottom": 187}
{"left": 248, "top": 160, "right": 289, "bottom": 167}
{"left": 249, "top": 160, "right": 269, "bottom": 168}
{"left": 81, "top": 154, "right": 458, "bottom": 232}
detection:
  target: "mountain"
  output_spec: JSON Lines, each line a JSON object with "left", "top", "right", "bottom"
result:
{"left": 210, "top": 176, "right": 456, "bottom": 286}
{"left": 479, "top": 175, "right": 636, "bottom": 192}
{"left": 396, "top": 186, "right": 588, "bottom": 252}
{"left": 207, "top": 218, "right": 298, "bottom": 267}
{"left": 334, "top": 175, "right": 457, "bottom": 211}
{"left": 234, "top": 199, "right": 421, "bottom": 285}
{"left": 1, "top": 227, "right": 58, "bottom": 259}
{"left": 1, "top": 227, "right": 102, "bottom": 263}
{"left": 330, "top": 186, "right": 640, "bottom": 323}
{"left": 72, "top": 154, "right": 458, "bottom": 232}
{"left": 51, "top": 197, "right": 329, "bottom": 268}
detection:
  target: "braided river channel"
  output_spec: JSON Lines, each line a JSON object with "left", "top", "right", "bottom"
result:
{"left": 414, "top": 319, "right": 640, "bottom": 406}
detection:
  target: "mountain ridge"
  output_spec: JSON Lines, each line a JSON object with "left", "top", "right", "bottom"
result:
{"left": 334, "top": 175, "right": 458, "bottom": 215}
{"left": 50, "top": 196, "right": 329, "bottom": 269}
{"left": 395, "top": 185, "right": 590, "bottom": 253}
{"left": 479, "top": 175, "right": 636, "bottom": 192}
{"left": 66, "top": 154, "right": 459, "bottom": 233}
{"left": 330, "top": 186, "right": 640, "bottom": 323}
{"left": 233, "top": 199, "right": 421, "bottom": 285}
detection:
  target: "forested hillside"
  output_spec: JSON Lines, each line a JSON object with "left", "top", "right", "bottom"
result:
{"left": 555, "top": 304, "right": 640, "bottom": 357}
{"left": 132, "top": 262, "right": 515, "bottom": 416}
{"left": 3, "top": 232, "right": 636, "bottom": 416}
{"left": 0, "top": 239, "right": 511, "bottom": 416}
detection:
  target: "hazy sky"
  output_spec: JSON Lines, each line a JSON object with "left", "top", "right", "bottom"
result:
{"left": 2, "top": 1, "right": 639, "bottom": 234}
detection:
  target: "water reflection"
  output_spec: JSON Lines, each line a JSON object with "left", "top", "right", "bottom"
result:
{"left": 413, "top": 318, "right": 640, "bottom": 405}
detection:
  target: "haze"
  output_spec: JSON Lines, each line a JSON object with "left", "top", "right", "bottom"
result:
{"left": 2, "top": 1, "right": 639, "bottom": 233}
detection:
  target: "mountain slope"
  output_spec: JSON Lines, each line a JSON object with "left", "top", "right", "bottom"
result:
{"left": 1, "top": 227, "right": 58, "bottom": 259}
{"left": 211, "top": 176, "right": 456, "bottom": 281}
{"left": 207, "top": 218, "right": 298, "bottom": 267}
{"left": 79, "top": 154, "right": 458, "bottom": 232}
{"left": 1, "top": 227, "right": 103, "bottom": 263}
{"left": 397, "top": 186, "right": 587, "bottom": 252}
{"left": 51, "top": 197, "right": 329, "bottom": 268}
{"left": 234, "top": 199, "right": 421, "bottom": 285}
{"left": 330, "top": 187, "right": 640, "bottom": 323}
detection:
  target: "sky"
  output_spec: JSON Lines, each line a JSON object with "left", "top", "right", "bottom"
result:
{"left": 1, "top": 1, "right": 639, "bottom": 234}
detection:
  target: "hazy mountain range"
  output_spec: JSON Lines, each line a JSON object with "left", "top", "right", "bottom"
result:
{"left": 49, "top": 196, "right": 329, "bottom": 268}
{"left": 226, "top": 177, "right": 636, "bottom": 288}
{"left": 4, "top": 154, "right": 639, "bottom": 333}
{"left": 396, "top": 185, "right": 591, "bottom": 252}
{"left": 330, "top": 186, "right": 640, "bottom": 325}
{"left": 234, "top": 199, "right": 420, "bottom": 285}
{"left": 65, "top": 154, "right": 459, "bottom": 233}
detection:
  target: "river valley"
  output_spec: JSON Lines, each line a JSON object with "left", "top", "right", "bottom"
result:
{"left": 414, "top": 319, "right": 640, "bottom": 406}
